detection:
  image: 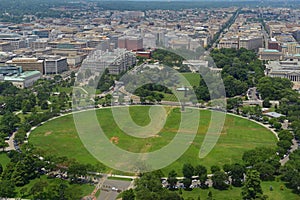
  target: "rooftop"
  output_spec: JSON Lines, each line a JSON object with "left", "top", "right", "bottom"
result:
{"left": 264, "top": 112, "right": 285, "bottom": 118}
{"left": 263, "top": 49, "right": 280, "bottom": 53}
{"left": 4, "top": 71, "right": 41, "bottom": 81}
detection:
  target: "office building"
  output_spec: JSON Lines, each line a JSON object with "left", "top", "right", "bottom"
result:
{"left": 6, "top": 58, "right": 44, "bottom": 74}
{"left": 0, "top": 67, "right": 41, "bottom": 89}
{"left": 118, "top": 36, "right": 143, "bottom": 51}
{"left": 44, "top": 56, "right": 68, "bottom": 74}
{"left": 266, "top": 59, "right": 300, "bottom": 82}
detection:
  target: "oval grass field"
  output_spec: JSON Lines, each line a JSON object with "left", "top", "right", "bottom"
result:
{"left": 29, "top": 106, "right": 277, "bottom": 175}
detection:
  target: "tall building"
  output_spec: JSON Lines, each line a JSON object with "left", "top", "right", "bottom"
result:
{"left": 82, "top": 48, "right": 136, "bottom": 75}
{"left": 239, "top": 37, "right": 263, "bottom": 51}
{"left": 118, "top": 36, "right": 143, "bottom": 51}
{"left": 43, "top": 56, "right": 68, "bottom": 74}
{"left": 6, "top": 58, "right": 44, "bottom": 74}
{"left": 0, "top": 42, "right": 12, "bottom": 52}
{"left": 32, "top": 29, "right": 51, "bottom": 38}
{"left": 0, "top": 33, "right": 27, "bottom": 50}
{"left": 218, "top": 38, "right": 239, "bottom": 49}
{"left": 268, "top": 38, "right": 280, "bottom": 50}
{"left": 48, "top": 39, "right": 87, "bottom": 49}
{"left": 30, "top": 39, "right": 48, "bottom": 49}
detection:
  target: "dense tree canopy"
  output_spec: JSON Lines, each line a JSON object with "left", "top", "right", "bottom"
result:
{"left": 242, "top": 170, "right": 266, "bottom": 200}
{"left": 135, "top": 172, "right": 181, "bottom": 200}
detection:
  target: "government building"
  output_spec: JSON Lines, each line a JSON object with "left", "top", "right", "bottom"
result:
{"left": 266, "top": 59, "right": 300, "bottom": 82}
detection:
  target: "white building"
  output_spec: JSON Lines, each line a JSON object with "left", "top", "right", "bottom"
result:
{"left": 82, "top": 48, "right": 136, "bottom": 75}
{"left": 266, "top": 59, "right": 300, "bottom": 82}
{"left": 1, "top": 71, "right": 41, "bottom": 88}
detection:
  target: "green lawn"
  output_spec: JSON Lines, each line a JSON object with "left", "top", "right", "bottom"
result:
{"left": 56, "top": 86, "right": 73, "bottom": 94}
{"left": 177, "top": 180, "right": 300, "bottom": 200}
{"left": 181, "top": 72, "right": 200, "bottom": 87}
{"left": 29, "top": 106, "right": 277, "bottom": 176}
{"left": 261, "top": 180, "right": 300, "bottom": 200}
{"left": 162, "top": 92, "right": 178, "bottom": 102}
{"left": 0, "top": 152, "right": 10, "bottom": 169}
{"left": 161, "top": 72, "right": 200, "bottom": 102}
{"left": 107, "top": 176, "right": 133, "bottom": 181}
{"left": 15, "top": 175, "right": 94, "bottom": 198}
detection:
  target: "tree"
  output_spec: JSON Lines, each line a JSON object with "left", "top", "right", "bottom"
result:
{"left": 135, "top": 172, "right": 162, "bottom": 200}
{"left": 230, "top": 163, "right": 246, "bottom": 187}
{"left": 0, "top": 111, "right": 20, "bottom": 134}
{"left": 123, "top": 189, "right": 135, "bottom": 200}
{"left": 253, "top": 163, "right": 275, "bottom": 181}
{"left": 14, "top": 129, "right": 26, "bottom": 144}
{"left": 227, "top": 97, "right": 242, "bottom": 110}
{"left": 28, "top": 93, "right": 36, "bottom": 106}
{"left": 182, "top": 163, "right": 194, "bottom": 179}
{"left": 207, "top": 191, "right": 213, "bottom": 200}
{"left": 242, "top": 147, "right": 276, "bottom": 167}
{"left": 0, "top": 138, "right": 8, "bottom": 151}
{"left": 194, "top": 165, "right": 208, "bottom": 188}
{"left": 182, "top": 178, "right": 192, "bottom": 189}
{"left": 70, "top": 71, "right": 76, "bottom": 79}
{"left": 223, "top": 75, "right": 247, "bottom": 97}
{"left": 12, "top": 155, "right": 40, "bottom": 186}
{"left": 67, "top": 162, "right": 88, "bottom": 183}
{"left": 273, "top": 122, "right": 282, "bottom": 131}
{"left": 0, "top": 180, "right": 16, "bottom": 198}
{"left": 212, "top": 171, "right": 229, "bottom": 190}
{"left": 37, "top": 90, "right": 50, "bottom": 106}
{"left": 280, "top": 150, "right": 300, "bottom": 194}
{"left": 242, "top": 170, "right": 265, "bottom": 200}
{"left": 20, "top": 187, "right": 28, "bottom": 198}
{"left": 223, "top": 164, "right": 232, "bottom": 173}
{"left": 63, "top": 185, "right": 83, "bottom": 200}
{"left": 41, "top": 100, "right": 49, "bottom": 110}
{"left": 277, "top": 140, "right": 292, "bottom": 152}
{"left": 167, "top": 170, "right": 178, "bottom": 189}
{"left": 211, "top": 165, "right": 221, "bottom": 174}
{"left": 1, "top": 162, "right": 15, "bottom": 181}
{"left": 278, "top": 130, "right": 293, "bottom": 141}
{"left": 22, "top": 100, "right": 33, "bottom": 113}
{"left": 262, "top": 116, "right": 269, "bottom": 123}
{"left": 30, "top": 180, "right": 48, "bottom": 198}
{"left": 263, "top": 98, "right": 271, "bottom": 108}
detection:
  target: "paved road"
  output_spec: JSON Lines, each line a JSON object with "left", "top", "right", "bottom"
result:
{"left": 97, "top": 179, "right": 132, "bottom": 200}
{"left": 2, "top": 110, "right": 23, "bottom": 151}
{"left": 4, "top": 131, "right": 17, "bottom": 151}
{"left": 247, "top": 87, "right": 260, "bottom": 101}
{"left": 280, "top": 139, "right": 299, "bottom": 166}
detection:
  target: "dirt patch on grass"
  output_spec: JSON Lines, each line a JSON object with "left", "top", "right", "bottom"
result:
{"left": 110, "top": 136, "right": 119, "bottom": 144}
{"left": 44, "top": 131, "right": 52, "bottom": 136}
{"left": 152, "top": 134, "right": 161, "bottom": 138}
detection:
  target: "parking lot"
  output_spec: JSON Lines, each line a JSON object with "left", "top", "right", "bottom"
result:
{"left": 98, "top": 179, "right": 132, "bottom": 200}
